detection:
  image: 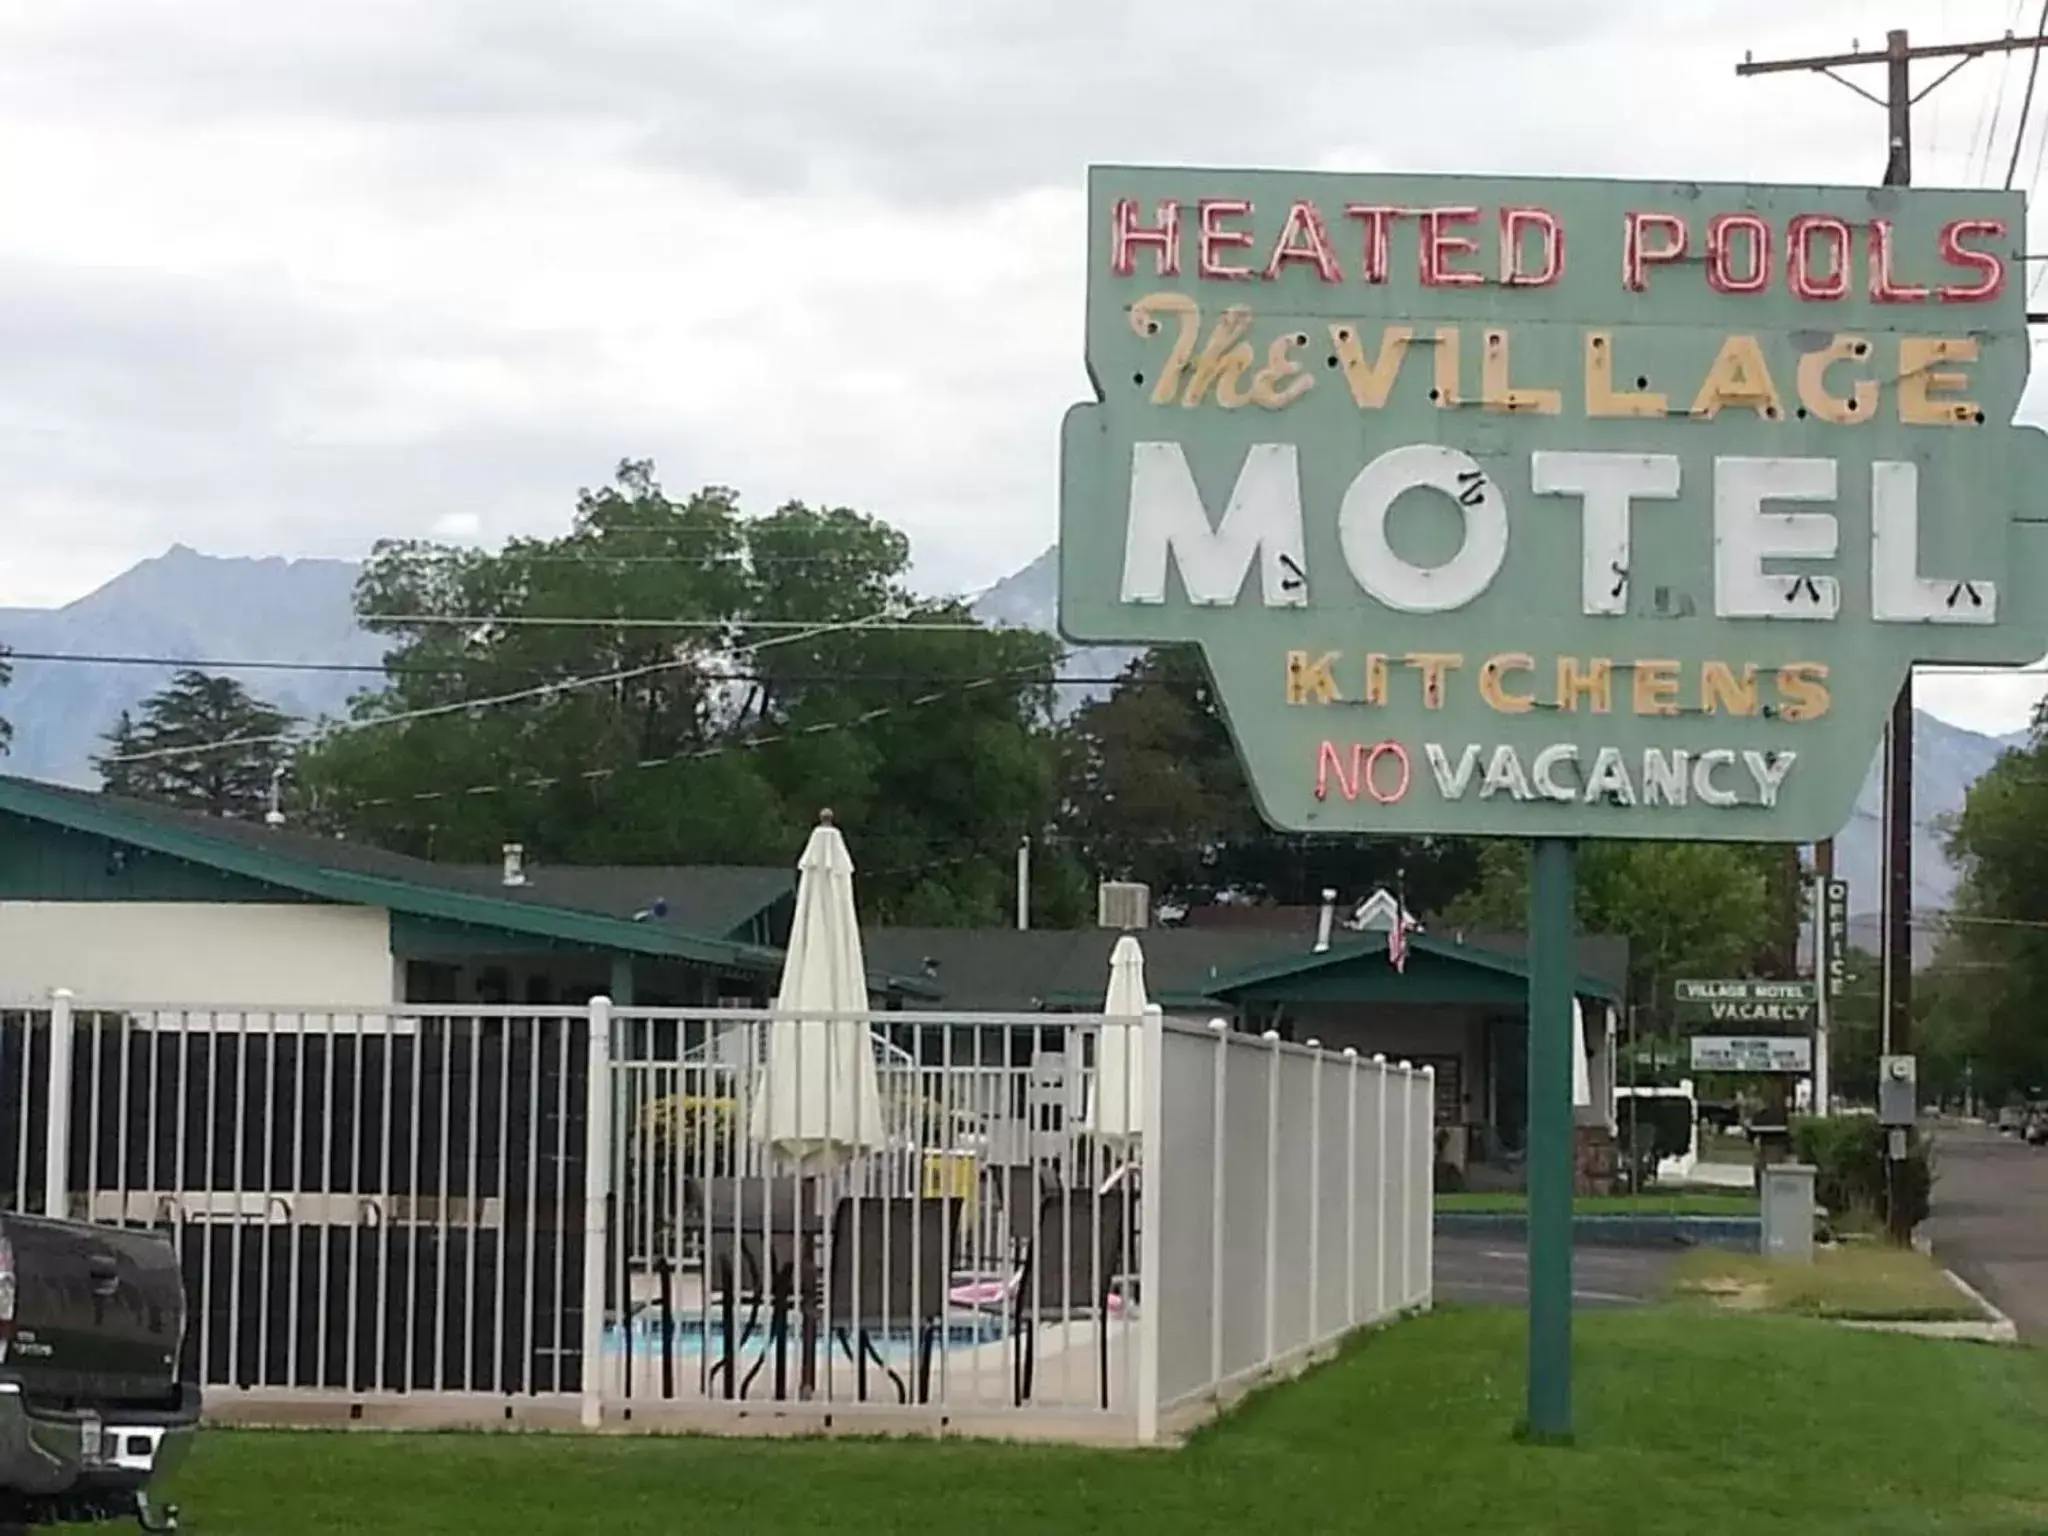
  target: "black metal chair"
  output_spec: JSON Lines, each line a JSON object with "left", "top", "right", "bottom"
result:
{"left": 699, "top": 1176, "right": 822, "bottom": 1399}
{"left": 823, "top": 1195, "right": 962, "bottom": 1404}
{"left": 982, "top": 1162, "right": 1058, "bottom": 1265}
{"left": 1011, "top": 1188, "right": 1134, "bottom": 1410}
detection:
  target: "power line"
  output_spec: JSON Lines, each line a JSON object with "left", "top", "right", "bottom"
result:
{"left": 8, "top": 644, "right": 2048, "bottom": 682}
{"left": 2005, "top": 2, "right": 2048, "bottom": 186}
{"left": 359, "top": 614, "right": 993, "bottom": 633}
{"left": 325, "top": 672, "right": 1017, "bottom": 810}
{"left": 385, "top": 557, "right": 929, "bottom": 573}
{"left": 0, "top": 648, "right": 1138, "bottom": 686}
{"left": 95, "top": 611, "right": 908, "bottom": 767}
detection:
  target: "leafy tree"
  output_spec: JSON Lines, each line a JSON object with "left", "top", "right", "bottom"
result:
{"left": 295, "top": 460, "right": 1087, "bottom": 925}
{"left": 1055, "top": 646, "right": 1481, "bottom": 912}
{"left": 94, "top": 670, "right": 296, "bottom": 817}
{"left": 1940, "top": 722, "right": 2048, "bottom": 1104}
{"left": 1440, "top": 841, "right": 1773, "bottom": 1022}
{"left": 1820, "top": 935, "right": 1999, "bottom": 1109}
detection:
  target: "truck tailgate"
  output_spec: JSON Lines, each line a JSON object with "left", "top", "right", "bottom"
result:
{"left": 2, "top": 1216, "right": 184, "bottom": 1409}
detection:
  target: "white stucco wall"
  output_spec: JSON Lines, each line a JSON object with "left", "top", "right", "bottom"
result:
{"left": 0, "top": 901, "right": 396, "bottom": 1007}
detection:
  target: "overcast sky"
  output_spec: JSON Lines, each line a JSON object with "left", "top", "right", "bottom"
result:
{"left": 4, "top": 0, "right": 2048, "bottom": 732}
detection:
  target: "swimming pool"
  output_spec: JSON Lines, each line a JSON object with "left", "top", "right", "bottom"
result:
{"left": 604, "top": 1310, "right": 1009, "bottom": 1359}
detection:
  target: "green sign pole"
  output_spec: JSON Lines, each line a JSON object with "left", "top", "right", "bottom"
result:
{"left": 1057, "top": 162, "right": 2048, "bottom": 1450}
{"left": 1524, "top": 836, "right": 1576, "bottom": 1442}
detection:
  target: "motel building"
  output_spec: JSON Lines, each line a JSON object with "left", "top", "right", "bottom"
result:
{"left": 862, "top": 885, "right": 1627, "bottom": 1189}
{"left": 0, "top": 770, "right": 1617, "bottom": 1393}
{"left": 0, "top": 773, "right": 1622, "bottom": 1196}
{"left": 0, "top": 772, "right": 950, "bottom": 1394}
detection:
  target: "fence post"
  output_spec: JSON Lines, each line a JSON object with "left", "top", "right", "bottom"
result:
{"left": 1343, "top": 1048, "right": 1359, "bottom": 1329}
{"left": 1373, "top": 1054, "right": 1388, "bottom": 1319}
{"left": 44, "top": 989, "right": 74, "bottom": 1220}
{"left": 1261, "top": 1030, "right": 1280, "bottom": 1369}
{"left": 1135, "top": 1005, "right": 1164, "bottom": 1444}
{"left": 580, "top": 994, "right": 614, "bottom": 1430}
{"left": 1398, "top": 1061, "right": 1415, "bottom": 1308}
{"left": 1207, "top": 1020, "right": 1228, "bottom": 1392}
{"left": 1420, "top": 1066, "right": 1436, "bottom": 1310}
{"left": 1306, "top": 1041, "right": 1322, "bottom": 1344}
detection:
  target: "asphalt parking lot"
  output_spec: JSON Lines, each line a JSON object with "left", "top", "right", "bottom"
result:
{"left": 1433, "top": 1233, "right": 1676, "bottom": 1309}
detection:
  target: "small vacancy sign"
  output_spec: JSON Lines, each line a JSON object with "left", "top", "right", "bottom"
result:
{"left": 1689, "top": 1035, "right": 1814, "bottom": 1073}
{"left": 1674, "top": 978, "right": 1817, "bottom": 1025}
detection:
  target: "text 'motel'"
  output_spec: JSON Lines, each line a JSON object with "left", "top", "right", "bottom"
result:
{"left": 1058, "top": 171, "right": 2048, "bottom": 841}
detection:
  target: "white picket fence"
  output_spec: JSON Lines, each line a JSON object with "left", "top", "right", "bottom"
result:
{"left": 0, "top": 993, "right": 1433, "bottom": 1443}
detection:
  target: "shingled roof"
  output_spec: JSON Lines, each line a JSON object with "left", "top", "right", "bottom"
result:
{"left": 0, "top": 776, "right": 908, "bottom": 984}
{"left": 864, "top": 922, "right": 1629, "bottom": 1010}
{"left": 861, "top": 926, "right": 1306, "bottom": 1011}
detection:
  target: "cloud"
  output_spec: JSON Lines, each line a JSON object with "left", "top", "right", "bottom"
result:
{"left": 0, "top": 0, "right": 2045, "bottom": 738}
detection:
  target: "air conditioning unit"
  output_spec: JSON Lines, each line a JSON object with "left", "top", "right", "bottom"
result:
{"left": 1097, "top": 880, "right": 1151, "bottom": 931}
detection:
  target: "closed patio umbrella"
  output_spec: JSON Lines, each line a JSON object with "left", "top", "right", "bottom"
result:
{"left": 749, "top": 811, "right": 886, "bottom": 1170}
{"left": 1079, "top": 934, "right": 1148, "bottom": 1146}
{"left": 1572, "top": 996, "right": 1592, "bottom": 1110}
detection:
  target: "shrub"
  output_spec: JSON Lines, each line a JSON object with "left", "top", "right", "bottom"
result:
{"left": 1791, "top": 1114, "right": 1932, "bottom": 1233}
{"left": 640, "top": 1093, "right": 739, "bottom": 1175}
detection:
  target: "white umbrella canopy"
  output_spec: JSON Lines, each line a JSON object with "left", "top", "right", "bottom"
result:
{"left": 1081, "top": 934, "right": 1148, "bottom": 1144}
{"left": 1571, "top": 996, "right": 1592, "bottom": 1110}
{"left": 748, "top": 811, "right": 886, "bottom": 1168}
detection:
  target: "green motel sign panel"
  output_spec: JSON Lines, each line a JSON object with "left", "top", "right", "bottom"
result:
{"left": 1058, "top": 168, "right": 2048, "bottom": 840}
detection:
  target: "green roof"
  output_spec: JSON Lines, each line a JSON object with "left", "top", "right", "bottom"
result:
{"left": 862, "top": 926, "right": 1300, "bottom": 1011}
{"left": 440, "top": 862, "right": 793, "bottom": 937}
{"left": 864, "top": 924, "right": 1625, "bottom": 1010}
{"left": 1202, "top": 930, "right": 1623, "bottom": 1003}
{"left": 0, "top": 776, "right": 933, "bottom": 993}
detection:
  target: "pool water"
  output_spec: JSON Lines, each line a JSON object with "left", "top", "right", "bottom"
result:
{"left": 604, "top": 1310, "right": 1009, "bottom": 1359}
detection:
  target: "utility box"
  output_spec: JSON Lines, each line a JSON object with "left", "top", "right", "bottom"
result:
{"left": 1759, "top": 1162, "right": 1817, "bottom": 1265}
{"left": 1879, "top": 1054, "right": 1919, "bottom": 1127}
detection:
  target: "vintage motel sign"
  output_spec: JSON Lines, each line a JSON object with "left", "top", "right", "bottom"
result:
{"left": 1058, "top": 168, "right": 2048, "bottom": 842}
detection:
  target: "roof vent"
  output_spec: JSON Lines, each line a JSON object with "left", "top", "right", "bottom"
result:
{"left": 502, "top": 843, "right": 526, "bottom": 887}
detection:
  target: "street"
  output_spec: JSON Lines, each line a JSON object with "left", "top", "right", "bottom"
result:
{"left": 1433, "top": 1233, "right": 1672, "bottom": 1309}
{"left": 1924, "top": 1121, "right": 2048, "bottom": 1342}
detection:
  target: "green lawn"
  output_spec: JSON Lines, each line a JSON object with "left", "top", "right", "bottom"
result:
{"left": 1667, "top": 1242, "right": 1986, "bottom": 1322}
{"left": 1437, "top": 1190, "right": 1758, "bottom": 1216}
{"left": 1698, "top": 1131, "right": 1755, "bottom": 1165}
{"left": 160, "top": 1309, "right": 2048, "bottom": 1535}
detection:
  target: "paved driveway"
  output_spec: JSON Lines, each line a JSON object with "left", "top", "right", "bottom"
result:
{"left": 1433, "top": 1234, "right": 1674, "bottom": 1309}
{"left": 1925, "top": 1122, "right": 2048, "bottom": 1342}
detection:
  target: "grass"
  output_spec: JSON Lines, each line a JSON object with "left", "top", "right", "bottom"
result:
{"left": 157, "top": 1308, "right": 2048, "bottom": 1535}
{"left": 1437, "top": 1190, "right": 1758, "bottom": 1216}
{"left": 1666, "top": 1242, "right": 1985, "bottom": 1322}
{"left": 1698, "top": 1131, "right": 1755, "bottom": 1164}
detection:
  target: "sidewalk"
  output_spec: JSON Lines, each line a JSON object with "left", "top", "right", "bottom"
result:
{"left": 1681, "top": 1161, "right": 1755, "bottom": 1190}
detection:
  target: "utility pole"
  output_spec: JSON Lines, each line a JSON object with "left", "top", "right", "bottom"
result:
{"left": 1737, "top": 26, "right": 2048, "bottom": 1183}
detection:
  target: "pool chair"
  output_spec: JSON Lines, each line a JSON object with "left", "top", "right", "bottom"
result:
{"left": 699, "top": 1175, "right": 823, "bottom": 1400}
{"left": 1011, "top": 1189, "right": 1134, "bottom": 1410}
{"left": 980, "top": 1162, "right": 1059, "bottom": 1265}
{"left": 823, "top": 1195, "right": 962, "bottom": 1404}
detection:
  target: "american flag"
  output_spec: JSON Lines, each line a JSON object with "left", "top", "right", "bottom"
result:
{"left": 1388, "top": 909, "right": 1411, "bottom": 973}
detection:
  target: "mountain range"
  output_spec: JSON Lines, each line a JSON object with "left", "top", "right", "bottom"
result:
{"left": 0, "top": 543, "right": 2025, "bottom": 938}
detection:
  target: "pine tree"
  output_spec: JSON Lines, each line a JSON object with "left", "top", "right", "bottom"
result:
{"left": 94, "top": 671, "right": 296, "bottom": 818}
